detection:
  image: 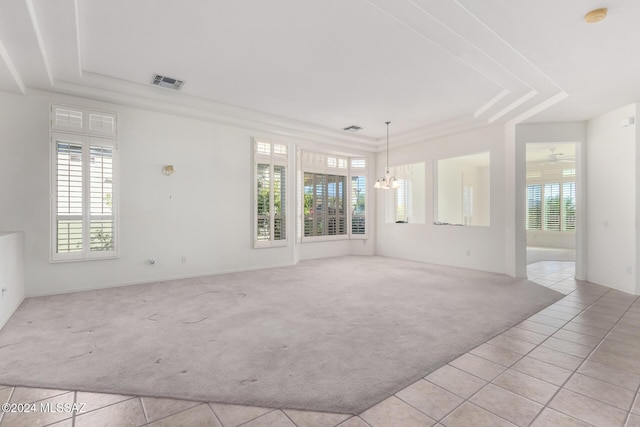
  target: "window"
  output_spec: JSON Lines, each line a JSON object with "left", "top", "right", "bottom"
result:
{"left": 301, "top": 152, "right": 367, "bottom": 239}
{"left": 525, "top": 181, "right": 575, "bottom": 232}
{"left": 350, "top": 158, "right": 367, "bottom": 235}
{"left": 526, "top": 184, "right": 542, "bottom": 230}
{"left": 543, "top": 183, "right": 561, "bottom": 231}
{"left": 562, "top": 182, "right": 576, "bottom": 231}
{"left": 254, "top": 140, "right": 287, "bottom": 247}
{"left": 50, "top": 104, "right": 118, "bottom": 261}
{"left": 304, "top": 173, "right": 346, "bottom": 236}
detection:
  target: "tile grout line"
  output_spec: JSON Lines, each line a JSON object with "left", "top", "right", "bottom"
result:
{"left": 72, "top": 391, "right": 76, "bottom": 427}
{"left": 236, "top": 408, "right": 278, "bottom": 427}
{"left": 370, "top": 262, "right": 580, "bottom": 424}
{"left": 0, "top": 387, "right": 15, "bottom": 426}
{"left": 279, "top": 408, "right": 299, "bottom": 427}
{"left": 527, "top": 289, "right": 639, "bottom": 426}
{"left": 390, "top": 280, "right": 592, "bottom": 427}
{"left": 6, "top": 264, "right": 639, "bottom": 426}
{"left": 205, "top": 403, "right": 225, "bottom": 427}
{"left": 623, "top": 297, "right": 640, "bottom": 427}
{"left": 139, "top": 397, "right": 150, "bottom": 425}
{"left": 435, "top": 283, "right": 618, "bottom": 426}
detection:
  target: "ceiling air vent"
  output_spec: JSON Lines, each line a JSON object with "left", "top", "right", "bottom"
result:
{"left": 343, "top": 125, "right": 364, "bottom": 132}
{"left": 152, "top": 74, "right": 185, "bottom": 90}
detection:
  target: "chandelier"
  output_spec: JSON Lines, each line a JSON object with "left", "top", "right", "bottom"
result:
{"left": 374, "top": 121, "right": 399, "bottom": 190}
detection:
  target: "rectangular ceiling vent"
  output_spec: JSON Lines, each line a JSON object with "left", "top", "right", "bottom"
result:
{"left": 343, "top": 125, "right": 364, "bottom": 132}
{"left": 152, "top": 74, "right": 185, "bottom": 90}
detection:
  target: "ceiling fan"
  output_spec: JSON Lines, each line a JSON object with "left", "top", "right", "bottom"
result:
{"left": 544, "top": 148, "right": 574, "bottom": 164}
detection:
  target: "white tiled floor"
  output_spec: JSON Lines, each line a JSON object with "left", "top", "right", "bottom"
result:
{"left": 1, "top": 261, "right": 639, "bottom": 426}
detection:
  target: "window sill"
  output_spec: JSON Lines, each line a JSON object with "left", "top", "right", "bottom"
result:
{"left": 50, "top": 253, "right": 119, "bottom": 263}
{"left": 301, "top": 236, "right": 367, "bottom": 243}
{"left": 254, "top": 241, "right": 288, "bottom": 249}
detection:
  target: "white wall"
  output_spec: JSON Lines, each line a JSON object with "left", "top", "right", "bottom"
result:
{"left": 376, "top": 125, "right": 506, "bottom": 273}
{"left": 0, "top": 232, "right": 25, "bottom": 330}
{"left": 526, "top": 231, "right": 575, "bottom": 249}
{"left": 0, "top": 91, "right": 374, "bottom": 296}
{"left": 586, "top": 103, "right": 637, "bottom": 294}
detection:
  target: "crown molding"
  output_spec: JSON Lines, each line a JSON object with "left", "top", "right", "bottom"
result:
{"left": 50, "top": 74, "right": 380, "bottom": 152}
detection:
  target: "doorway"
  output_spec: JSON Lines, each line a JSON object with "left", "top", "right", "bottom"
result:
{"left": 525, "top": 142, "right": 577, "bottom": 289}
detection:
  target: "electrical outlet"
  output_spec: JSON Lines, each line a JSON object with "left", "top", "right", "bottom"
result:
{"left": 1, "top": 288, "right": 6, "bottom": 298}
{"left": 181, "top": 256, "right": 187, "bottom": 264}
{"left": 466, "top": 249, "right": 471, "bottom": 256}
{"left": 627, "top": 266, "right": 633, "bottom": 274}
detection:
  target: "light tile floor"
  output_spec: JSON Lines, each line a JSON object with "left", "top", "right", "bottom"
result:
{"left": 1, "top": 260, "right": 639, "bottom": 426}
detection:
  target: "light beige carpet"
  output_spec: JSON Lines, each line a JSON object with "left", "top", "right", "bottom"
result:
{"left": 0, "top": 256, "right": 562, "bottom": 414}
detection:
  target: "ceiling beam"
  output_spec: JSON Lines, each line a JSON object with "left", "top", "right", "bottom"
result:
{"left": 0, "top": 39, "right": 26, "bottom": 94}
{"left": 73, "top": 0, "right": 82, "bottom": 78}
{"left": 25, "top": 0, "right": 53, "bottom": 86}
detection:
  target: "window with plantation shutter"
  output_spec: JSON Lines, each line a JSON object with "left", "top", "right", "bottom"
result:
{"left": 254, "top": 140, "right": 287, "bottom": 247}
{"left": 543, "top": 183, "right": 561, "bottom": 231}
{"left": 301, "top": 152, "right": 368, "bottom": 239}
{"left": 55, "top": 142, "right": 83, "bottom": 253}
{"left": 526, "top": 181, "right": 576, "bottom": 232}
{"left": 562, "top": 182, "right": 576, "bottom": 231}
{"left": 50, "top": 104, "right": 118, "bottom": 261}
{"left": 303, "top": 173, "right": 346, "bottom": 237}
{"left": 526, "top": 184, "right": 542, "bottom": 230}
{"left": 351, "top": 175, "right": 366, "bottom": 234}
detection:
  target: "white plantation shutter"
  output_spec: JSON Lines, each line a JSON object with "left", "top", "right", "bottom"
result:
{"left": 56, "top": 141, "right": 83, "bottom": 253}
{"left": 254, "top": 140, "right": 287, "bottom": 247}
{"left": 53, "top": 106, "right": 83, "bottom": 131}
{"left": 302, "top": 173, "right": 348, "bottom": 237}
{"left": 562, "top": 182, "right": 576, "bottom": 231}
{"left": 89, "top": 145, "right": 114, "bottom": 251}
{"left": 51, "top": 103, "right": 118, "bottom": 261}
{"left": 256, "top": 163, "right": 271, "bottom": 242}
{"left": 274, "top": 165, "right": 286, "bottom": 240}
{"left": 88, "top": 112, "right": 117, "bottom": 137}
{"left": 302, "top": 154, "right": 368, "bottom": 239}
{"left": 526, "top": 184, "right": 542, "bottom": 230}
{"left": 527, "top": 160, "right": 576, "bottom": 234}
{"left": 351, "top": 175, "right": 366, "bottom": 234}
{"left": 350, "top": 158, "right": 367, "bottom": 236}
{"left": 52, "top": 105, "right": 117, "bottom": 138}
{"left": 543, "top": 183, "right": 561, "bottom": 231}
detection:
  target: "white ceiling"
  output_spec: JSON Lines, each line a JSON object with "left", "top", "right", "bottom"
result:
{"left": 526, "top": 142, "right": 576, "bottom": 163}
{"left": 0, "top": 0, "right": 638, "bottom": 150}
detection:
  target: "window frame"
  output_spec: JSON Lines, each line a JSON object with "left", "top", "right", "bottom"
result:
{"left": 300, "top": 152, "right": 368, "bottom": 241}
{"left": 525, "top": 166, "right": 576, "bottom": 233}
{"left": 254, "top": 139, "right": 288, "bottom": 248}
{"left": 50, "top": 129, "right": 119, "bottom": 263}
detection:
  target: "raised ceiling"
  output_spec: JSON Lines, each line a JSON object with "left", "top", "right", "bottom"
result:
{"left": 0, "top": 0, "right": 638, "bottom": 150}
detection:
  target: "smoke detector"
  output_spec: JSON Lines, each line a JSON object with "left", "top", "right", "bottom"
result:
{"left": 343, "top": 125, "right": 364, "bottom": 132}
{"left": 152, "top": 74, "right": 185, "bottom": 90}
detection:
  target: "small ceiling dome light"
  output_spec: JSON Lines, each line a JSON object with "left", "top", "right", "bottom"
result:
{"left": 585, "top": 8, "right": 607, "bottom": 24}
{"left": 374, "top": 121, "right": 399, "bottom": 190}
